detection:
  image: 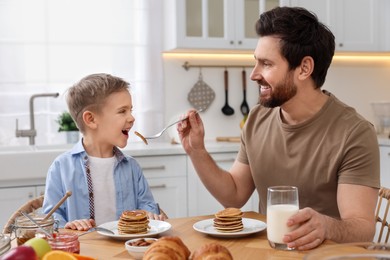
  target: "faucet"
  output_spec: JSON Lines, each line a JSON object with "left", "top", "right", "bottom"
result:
{"left": 15, "top": 93, "right": 60, "bottom": 145}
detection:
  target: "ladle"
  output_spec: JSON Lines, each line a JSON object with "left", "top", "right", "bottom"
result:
{"left": 43, "top": 191, "right": 72, "bottom": 221}
{"left": 240, "top": 69, "right": 250, "bottom": 115}
{"left": 221, "top": 69, "right": 234, "bottom": 116}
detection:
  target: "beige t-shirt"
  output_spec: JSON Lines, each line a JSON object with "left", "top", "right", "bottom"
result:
{"left": 237, "top": 91, "right": 380, "bottom": 218}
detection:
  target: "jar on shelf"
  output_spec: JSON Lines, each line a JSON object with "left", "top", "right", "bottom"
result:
{"left": 47, "top": 232, "right": 80, "bottom": 254}
{"left": 12, "top": 214, "right": 56, "bottom": 246}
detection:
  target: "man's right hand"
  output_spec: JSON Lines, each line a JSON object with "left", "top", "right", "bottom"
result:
{"left": 177, "top": 109, "right": 205, "bottom": 155}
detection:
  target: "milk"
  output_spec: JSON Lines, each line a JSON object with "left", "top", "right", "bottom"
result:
{"left": 267, "top": 204, "right": 299, "bottom": 244}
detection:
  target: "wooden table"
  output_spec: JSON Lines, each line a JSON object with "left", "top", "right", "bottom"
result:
{"left": 77, "top": 211, "right": 333, "bottom": 259}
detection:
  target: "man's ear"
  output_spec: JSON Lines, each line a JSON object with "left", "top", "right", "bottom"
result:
{"left": 298, "top": 56, "right": 314, "bottom": 80}
{"left": 82, "top": 111, "right": 98, "bottom": 129}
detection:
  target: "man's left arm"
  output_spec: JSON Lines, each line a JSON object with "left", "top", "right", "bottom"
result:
{"left": 325, "top": 183, "right": 378, "bottom": 242}
{"left": 284, "top": 184, "right": 378, "bottom": 250}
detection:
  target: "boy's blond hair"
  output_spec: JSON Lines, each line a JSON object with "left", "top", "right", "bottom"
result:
{"left": 66, "top": 73, "right": 130, "bottom": 133}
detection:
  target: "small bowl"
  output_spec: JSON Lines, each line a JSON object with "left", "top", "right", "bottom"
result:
{"left": 125, "top": 237, "right": 158, "bottom": 259}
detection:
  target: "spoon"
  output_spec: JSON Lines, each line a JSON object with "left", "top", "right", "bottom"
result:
{"left": 78, "top": 227, "right": 115, "bottom": 237}
{"left": 134, "top": 109, "right": 203, "bottom": 143}
{"left": 43, "top": 191, "right": 72, "bottom": 221}
{"left": 240, "top": 69, "right": 250, "bottom": 115}
{"left": 221, "top": 69, "right": 234, "bottom": 116}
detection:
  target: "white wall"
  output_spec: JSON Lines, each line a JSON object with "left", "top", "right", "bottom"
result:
{"left": 163, "top": 56, "right": 390, "bottom": 142}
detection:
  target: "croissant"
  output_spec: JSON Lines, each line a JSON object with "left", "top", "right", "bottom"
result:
{"left": 143, "top": 236, "right": 191, "bottom": 260}
{"left": 192, "top": 243, "right": 233, "bottom": 260}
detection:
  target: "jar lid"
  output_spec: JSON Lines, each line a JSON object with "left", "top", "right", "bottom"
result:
{"left": 14, "top": 213, "right": 55, "bottom": 229}
{"left": 0, "top": 234, "right": 11, "bottom": 256}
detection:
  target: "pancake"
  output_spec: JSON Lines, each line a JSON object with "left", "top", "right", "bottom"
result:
{"left": 118, "top": 210, "right": 150, "bottom": 234}
{"left": 213, "top": 208, "right": 244, "bottom": 233}
{"left": 134, "top": 131, "right": 148, "bottom": 145}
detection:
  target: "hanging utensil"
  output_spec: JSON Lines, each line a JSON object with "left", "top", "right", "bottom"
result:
{"left": 240, "top": 69, "right": 250, "bottom": 116}
{"left": 187, "top": 68, "right": 215, "bottom": 111}
{"left": 221, "top": 69, "right": 234, "bottom": 116}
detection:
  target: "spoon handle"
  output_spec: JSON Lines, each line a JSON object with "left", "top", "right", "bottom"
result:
{"left": 43, "top": 191, "right": 72, "bottom": 221}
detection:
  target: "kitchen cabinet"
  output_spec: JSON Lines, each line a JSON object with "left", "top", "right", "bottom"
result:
{"left": 187, "top": 152, "right": 259, "bottom": 216}
{"left": 284, "top": 0, "right": 387, "bottom": 52}
{"left": 379, "top": 145, "right": 390, "bottom": 189}
{"left": 135, "top": 155, "right": 188, "bottom": 218}
{"left": 164, "top": 0, "right": 280, "bottom": 51}
{"left": 0, "top": 185, "right": 45, "bottom": 233}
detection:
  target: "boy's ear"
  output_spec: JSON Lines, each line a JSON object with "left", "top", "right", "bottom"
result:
{"left": 82, "top": 111, "right": 98, "bottom": 129}
{"left": 298, "top": 56, "right": 314, "bottom": 80}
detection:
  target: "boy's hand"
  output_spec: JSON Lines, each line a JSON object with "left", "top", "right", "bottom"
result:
{"left": 147, "top": 211, "right": 168, "bottom": 221}
{"left": 64, "top": 218, "right": 96, "bottom": 230}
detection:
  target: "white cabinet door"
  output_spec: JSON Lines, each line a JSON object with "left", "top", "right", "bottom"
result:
{"left": 333, "top": 0, "right": 381, "bottom": 51}
{"left": 379, "top": 146, "right": 390, "bottom": 189}
{"left": 285, "top": 0, "right": 383, "bottom": 52}
{"left": 165, "top": 0, "right": 280, "bottom": 50}
{"left": 136, "top": 155, "right": 187, "bottom": 218}
{"left": 171, "top": 0, "right": 235, "bottom": 50}
{"left": 0, "top": 186, "right": 36, "bottom": 232}
{"left": 148, "top": 177, "right": 187, "bottom": 218}
{"left": 188, "top": 152, "right": 257, "bottom": 216}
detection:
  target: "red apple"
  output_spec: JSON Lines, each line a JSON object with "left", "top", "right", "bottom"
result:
{"left": 0, "top": 245, "right": 38, "bottom": 260}
{"left": 24, "top": 237, "right": 51, "bottom": 259}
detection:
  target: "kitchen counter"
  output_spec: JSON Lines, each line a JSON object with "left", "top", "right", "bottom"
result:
{"left": 121, "top": 140, "right": 240, "bottom": 156}
{"left": 0, "top": 140, "right": 240, "bottom": 186}
{"left": 378, "top": 135, "right": 390, "bottom": 146}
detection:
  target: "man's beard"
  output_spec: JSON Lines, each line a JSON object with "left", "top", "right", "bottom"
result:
{"left": 259, "top": 73, "right": 297, "bottom": 108}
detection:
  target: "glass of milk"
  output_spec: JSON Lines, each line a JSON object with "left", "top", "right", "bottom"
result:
{"left": 267, "top": 186, "right": 299, "bottom": 250}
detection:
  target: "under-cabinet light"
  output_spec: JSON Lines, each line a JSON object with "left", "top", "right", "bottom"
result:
{"left": 163, "top": 52, "right": 390, "bottom": 64}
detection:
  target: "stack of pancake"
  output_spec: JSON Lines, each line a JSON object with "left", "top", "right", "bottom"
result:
{"left": 118, "top": 210, "right": 150, "bottom": 234}
{"left": 213, "top": 207, "right": 244, "bottom": 233}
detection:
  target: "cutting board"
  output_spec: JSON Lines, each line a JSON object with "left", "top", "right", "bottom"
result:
{"left": 216, "top": 137, "right": 241, "bottom": 142}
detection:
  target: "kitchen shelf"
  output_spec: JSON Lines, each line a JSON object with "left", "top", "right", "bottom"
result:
{"left": 182, "top": 61, "right": 253, "bottom": 71}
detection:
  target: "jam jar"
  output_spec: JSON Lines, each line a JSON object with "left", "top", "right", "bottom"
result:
{"left": 13, "top": 214, "right": 56, "bottom": 246}
{"left": 47, "top": 232, "right": 80, "bottom": 254}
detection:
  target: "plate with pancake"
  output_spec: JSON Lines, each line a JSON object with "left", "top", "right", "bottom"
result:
{"left": 193, "top": 218, "right": 266, "bottom": 238}
{"left": 97, "top": 220, "right": 171, "bottom": 240}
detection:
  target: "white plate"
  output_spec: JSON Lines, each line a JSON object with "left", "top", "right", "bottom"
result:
{"left": 97, "top": 220, "right": 171, "bottom": 240}
{"left": 193, "top": 218, "right": 266, "bottom": 238}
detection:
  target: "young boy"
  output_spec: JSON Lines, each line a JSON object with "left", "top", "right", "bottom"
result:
{"left": 43, "top": 73, "right": 165, "bottom": 231}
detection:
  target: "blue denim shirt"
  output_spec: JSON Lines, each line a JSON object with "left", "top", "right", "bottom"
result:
{"left": 42, "top": 140, "right": 158, "bottom": 227}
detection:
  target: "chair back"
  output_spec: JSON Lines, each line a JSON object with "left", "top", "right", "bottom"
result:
{"left": 2, "top": 195, "right": 44, "bottom": 234}
{"left": 375, "top": 187, "right": 390, "bottom": 243}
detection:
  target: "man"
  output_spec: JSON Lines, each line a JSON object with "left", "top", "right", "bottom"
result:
{"left": 177, "top": 7, "right": 380, "bottom": 250}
